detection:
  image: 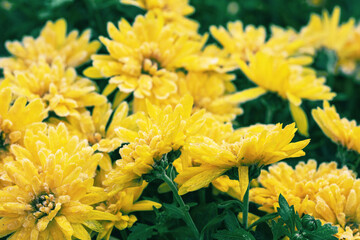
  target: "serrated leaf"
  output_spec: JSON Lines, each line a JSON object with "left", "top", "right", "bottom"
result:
{"left": 270, "top": 219, "right": 289, "bottom": 240}
{"left": 128, "top": 223, "right": 156, "bottom": 240}
{"left": 213, "top": 228, "right": 256, "bottom": 240}
{"left": 302, "top": 221, "right": 338, "bottom": 240}
{"left": 247, "top": 212, "right": 279, "bottom": 230}
{"left": 278, "top": 194, "right": 295, "bottom": 234}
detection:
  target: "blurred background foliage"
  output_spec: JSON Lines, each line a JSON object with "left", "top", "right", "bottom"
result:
{"left": 0, "top": 0, "right": 359, "bottom": 166}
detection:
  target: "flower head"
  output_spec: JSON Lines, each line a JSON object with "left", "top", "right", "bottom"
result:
{"left": 49, "top": 102, "right": 140, "bottom": 171}
{"left": 0, "top": 88, "right": 47, "bottom": 157}
{"left": 250, "top": 160, "right": 360, "bottom": 239}
{"left": 104, "top": 95, "right": 206, "bottom": 195}
{"left": 0, "top": 19, "right": 100, "bottom": 71}
{"left": 237, "top": 51, "right": 335, "bottom": 135}
{"left": 0, "top": 123, "right": 116, "bottom": 239}
{"left": 3, "top": 57, "right": 106, "bottom": 117}
{"left": 120, "top": 0, "right": 198, "bottom": 33}
{"left": 175, "top": 123, "right": 309, "bottom": 197}
{"left": 312, "top": 101, "right": 360, "bottom": 154}
{"left": 85, "top": 12, "right": 207, "bottom": 100}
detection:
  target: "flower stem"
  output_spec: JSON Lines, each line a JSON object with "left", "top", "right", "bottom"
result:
{"left": 161, "top": 172, "right": 200, "bottom": 239}
{"left": 242, "top": 184, "right": 250, "bottom": 229}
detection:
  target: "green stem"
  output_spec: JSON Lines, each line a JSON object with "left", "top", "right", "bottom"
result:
{"left": 161, "top": 172, "right": 200, "bottom": 239}
{"left": 199, "top": 188, "right": 206, "bottom": 205}
{"left": 242, "top": 184, "right": 250, "bottom": 230}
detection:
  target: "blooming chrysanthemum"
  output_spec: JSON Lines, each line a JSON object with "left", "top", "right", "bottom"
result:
{"left": 104, "top": 95, "right": 206, "bottom": 195}
{"left": 210, "top": 21, "right": 266, "bottom": 63}
{"left": 210, "top": 22, "right": 310, "bottom": 64}
{"left": 179, "top": 72, "right": 266, "bottom": 122}
{"left": 312, "top": 101, "right": 360, "bottom": 153}
{"left": 0, "top": 123, "right": 117, "bottom": 239}
{"left": 3, "top": 57, "right": 106, "bottom": 117}
{"left": 120, "top": 0, "right": 198, "bottom": 33}
{"left": 175, "top": 123, "right": 309, "bottom": 198}
{"left": 0, "top": 88, "right": 47, "bottom": 157}
{"left": 300, "top": 7, "right": 354, "bottom": 54}
{"left": 49, "top": 102, "right": 140, "bottom": 170}
{"left": 337, "top": 24, "right": 360, "bottom": 73}
{"left": 85, "top": 12, "right": 207, "bottom": 100}
{"left": 237, "top": 51, "right": 335, "bottom": 135}
{"left": 0, "top": 19, "right": 100, "bottom": 71}
{"left": 250, "top": 160, "right": 360, "bottom": 239}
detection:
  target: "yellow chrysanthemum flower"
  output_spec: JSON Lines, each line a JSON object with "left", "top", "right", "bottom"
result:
{"left": 337, "top": 24, "right": 360, "bottom": 73}
{"left": 250, "top": 160, "right": 360, "bottom": 239}
{"left": 175, "top": 123, "right": 309, "bottom": 198}
{"left": 210, "top": 21, "right": 266, "bottom": 63}
{"left": 299, "top": 7, "right": 356, "bottom": 73}
{"left": 210, "top": 22, "right": 310, "bottom": 64}
{"left": 0, "top": 88, "right": 47, "bottom": 157}
{"left": 0, "top": 18, "right": 100, "bottom": 71}
{"left": 85, "top": 12, "right": 207, "bottom": 100}
{"left": 95, "top": 169, "right": 161, "bottom": 240}
{"left": 104, "top": 95, "right": 206, "bottom": 195}
{"left": 120, "top": 0, "right": 198, "bottom": 33}
{"left": 237, "top": 51, "right": 335, "bottom": 135}
{"left": 133, "top": 71, "right": 265, "bottom": 122}
{"left": 49, "top": 102, "right": 140, "bottom": 171}
{"left": 3, "top": 57, "right": 106, "bottom": 117}
{"left": 300, "top": 6, "right": 354, "bottom": 53}
{"left": 312, "top": 101, "right": 360, "bottom": 154}
{"left": 0, "top": 123, "right": 117, "bottom": 239}
{"left": 179, "top": 72, "right": 266, "bottom": 122}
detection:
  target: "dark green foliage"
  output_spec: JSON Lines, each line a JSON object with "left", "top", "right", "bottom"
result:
{"left": 271, "top": 194, "right": 338, "bottom": 240}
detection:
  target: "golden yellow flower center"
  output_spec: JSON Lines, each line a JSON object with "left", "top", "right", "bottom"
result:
{"left": 31, "top": 193, "right": 56, "bottom": 219}
{"left": 88, "top": 132, "right": 102, "bottom": 145}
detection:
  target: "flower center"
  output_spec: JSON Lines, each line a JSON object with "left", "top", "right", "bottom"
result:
{"left": 31, "top": 193, "right": 56, "bottom": 219}
{"left": 88, "top": 132, "right": 102, "bottom": 146}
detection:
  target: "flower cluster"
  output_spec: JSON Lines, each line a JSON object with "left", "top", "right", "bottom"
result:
{"left": 1, "top": 1, "right": 360, "bottom": 239}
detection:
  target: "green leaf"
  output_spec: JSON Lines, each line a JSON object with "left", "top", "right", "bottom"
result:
{"left": 127, "top": 223, "right": 156, "bottom": 240}
{"left": 247, "top": 212, "right": 279, "bottom": 230}
{"left": 163, "top": 203, "right": 184, "bottom": 219}
{"left": 199, "top": 212, "right": 227, "bottom": 240}
{"left": 213, "top": 228, "right": 256, "bottom": 240}
{"left": 224, "top": 210, "right": 241, "bottom": 231}
{"left": 302, "top": 219, "right": 338, "bottom": 240}
{"left": 271, "top": 219, "right": 289, "bottom": 240}
{"left": 278, "top": 194, "right": 296, "bottom": 234}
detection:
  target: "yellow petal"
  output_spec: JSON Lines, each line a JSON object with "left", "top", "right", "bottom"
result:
{"left": 238, "top": 166, "right": 249, "bottom": 201}
{"left": 289, "top": 103, "right": 309, "bottom": 136}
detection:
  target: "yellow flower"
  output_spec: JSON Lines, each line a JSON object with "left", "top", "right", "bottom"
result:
{"left": 179, "top": 72, "right": 266, "bottom": 122}
{"left": 120, "top": 0, "right": 198, "bottom": 33}
{"left": 133, "top": 71, "right": 265, "bottom": 122}
{"left": 312, "top": 101, "right": 360, "bottom": 153}
{"left": 0, "top": 88, "right": 47, "bottom": 157}
{"left": 175, "top": 123, "right": 309, "bottom": 198}
{"left": 104, "top": 95, "right": 206, "bottom": 195}
{"left": 3, "top": 57, "right": 106, "bottom": 117}
{"left": 300, "top": 6, "right": 354, "bottom": 53}
{"left": 337, "top": 24, "right": 360, "bottom": 74}
{"left": 49, "top": 102, "right": 140, "bottom": 171}
{"left": 237, "top": 51, "right": 335, "bottom": 135}
{"left": 250, "top": 160, "right": 360, "bottom": 239}
{"left": 0, "top": 19, "right": 100, "bottom": 71}
{"left": 210, "top": 21, "right": 266, "bottom": 63}
{"left": 0, "top": 123, "right": 116, "bottom": 239}
{"left": 85, "top": 12, "right": 207, "bottom": 100}
{"left": 96, "top": 169, "right": 161, "bottom": 240}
